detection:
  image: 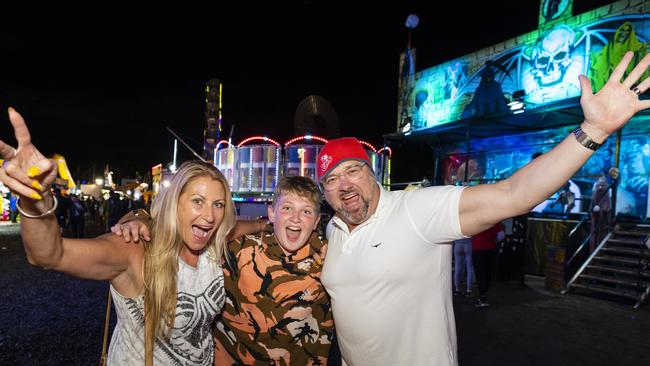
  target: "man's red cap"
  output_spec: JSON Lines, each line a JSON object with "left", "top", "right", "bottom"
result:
{"left": 316, "top": 137, "right": 371, "bottom": 181}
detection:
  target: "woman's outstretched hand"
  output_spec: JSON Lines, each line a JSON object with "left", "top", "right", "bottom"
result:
{"left": 0, "top": 108, "right": 57, "bottom": 210}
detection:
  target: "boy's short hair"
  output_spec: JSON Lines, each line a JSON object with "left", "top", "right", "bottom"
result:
{"left": 272, "top": 176, "right": 322, "bottom": 215}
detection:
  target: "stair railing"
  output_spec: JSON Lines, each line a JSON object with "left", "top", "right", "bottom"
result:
{"left": 636, "top": 285, "right": 649, "bottom": 309}
{"left": 634, "top": 231, "right": 650, "bottom": 308}
{"left": 562, "top": 231, "right": 612, "bottom": 294}
{"left": 568, "top": 213, "right": 589, "bottom": 239}
{"left": 565, "top": 213, "right": 592, "bottom": 280}
{"left": 566, "top": 232, "right": 592, "bottom": 268}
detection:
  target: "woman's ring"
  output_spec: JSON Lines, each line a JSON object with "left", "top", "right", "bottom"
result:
{"left": 632, "top": 86, "right": 642, "bottom": 95}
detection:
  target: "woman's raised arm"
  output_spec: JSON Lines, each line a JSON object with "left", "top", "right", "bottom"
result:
{"left": 0, "top": 108, "right": 137, "bottom": 282}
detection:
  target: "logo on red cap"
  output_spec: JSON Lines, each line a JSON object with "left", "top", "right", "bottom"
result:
{"left": 320, "top": 154, "right": 333, "bottom": 174}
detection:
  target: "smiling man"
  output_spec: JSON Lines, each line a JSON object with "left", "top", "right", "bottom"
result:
{"left": 317, "top": 51, "right": 650, "bottom": 366}
{"left": 318, "top": 137, "right": 464, "bottom": 366}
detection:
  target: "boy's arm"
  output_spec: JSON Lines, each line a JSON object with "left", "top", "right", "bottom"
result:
{"left": 111, "top": 211, "right": 268, "bottom": 243}
{"left": 227, "top": 219, "right": 268, "bottom": 241}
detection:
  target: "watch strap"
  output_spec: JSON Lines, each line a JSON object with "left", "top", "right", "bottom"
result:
{"left": 573, "top": 126, "right": 601, "bottom": 151}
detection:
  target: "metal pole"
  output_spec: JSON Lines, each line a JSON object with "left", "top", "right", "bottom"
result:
{"left": 464, "top": 122, "right": 471, "bottom": 183}
{"left": 433, "top": 146, "right": 439, "bottom": 185}
{"left": 611, "top": 129, "right": 622, "bottom": 220}
{"left": 166, "top": 127, "right": 208, "bottom": 163}
{"left": 172, "top": 139, "right": 178, "bottom": 171}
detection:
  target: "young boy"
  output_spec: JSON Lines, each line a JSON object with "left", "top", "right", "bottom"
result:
{"left": 112, "top": 175, "right": 333, "bottom": 365}
{"left": 213, "top": 176, "right": 333, "bottom": 364}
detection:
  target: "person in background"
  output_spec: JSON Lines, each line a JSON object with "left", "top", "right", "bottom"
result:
{"left": 68, "top": 194, "right": 86, "bottom": 238}
{"left": 96, "top": 196, "right": 105, "bottom": 228}
{"left": 453, "top": 237, "right": 474, "bottom": 297}
{"left": 85, "top": 196, "right": 96, "bottom": 224}
{"left": 546, "top": 181, "right": 576, "bottom": 213}
{"left": 9, "top": 192, "right": 19, "bottom": 223}
{"left": 471, "top": 222, "right": 505, "bottom": 308}
{"left": 52, "top": 188, "right": 69, "bottom": 234}
{"left": 104, "top": 189, "right": 122, "bottom": 232}
{"left": 589, "top": 175, "right": 612, "bottom": 252}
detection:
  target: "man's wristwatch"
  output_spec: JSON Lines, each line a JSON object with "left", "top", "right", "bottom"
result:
{"left": 573, "top": 126, "right": 602, "bottom": 151}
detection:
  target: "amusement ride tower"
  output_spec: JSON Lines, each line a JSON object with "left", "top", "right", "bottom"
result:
{"left": 203, "top": 79, "right": 223, "bottom": 161}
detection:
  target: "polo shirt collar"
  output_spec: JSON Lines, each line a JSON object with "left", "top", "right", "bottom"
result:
{"left": 330, "top": 182, "right": 392, "bottom": 234}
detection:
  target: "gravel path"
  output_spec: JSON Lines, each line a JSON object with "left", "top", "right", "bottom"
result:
{"left": 2, "top": 222, "right": 648, "bottom": 365}
{"left": 0, "top": 223, "right": 114, "bottom": 365}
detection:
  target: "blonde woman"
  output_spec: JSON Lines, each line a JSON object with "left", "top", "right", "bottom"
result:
{"left": 0, "top": 109, "right": 234, "bottom": 365}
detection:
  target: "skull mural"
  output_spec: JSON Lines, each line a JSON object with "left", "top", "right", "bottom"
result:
{"left": 530, "top": 25, "right": 576, "bottom": 87}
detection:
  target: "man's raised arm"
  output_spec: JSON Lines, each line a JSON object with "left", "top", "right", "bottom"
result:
{"left": 460, "top": 51, "right": 650, "bottom": 236}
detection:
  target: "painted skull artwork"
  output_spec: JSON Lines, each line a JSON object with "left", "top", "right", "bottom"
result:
{"left": 530, "top": 25, "right": 576, "bottom": 87}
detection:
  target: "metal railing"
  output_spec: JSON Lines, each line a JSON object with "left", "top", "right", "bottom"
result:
{"left": 566, "top": 232, "right": 592, "bottom": 268}
{"left": 562, "top": 232, "right": 613, "bottom": 294}
{"left": 568, "top": 213, "right": 589, "bottom": 239}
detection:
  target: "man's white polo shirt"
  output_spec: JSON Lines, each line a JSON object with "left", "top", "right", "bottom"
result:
{"left": 322, "top": 184, "right": 465, "bottom": 366}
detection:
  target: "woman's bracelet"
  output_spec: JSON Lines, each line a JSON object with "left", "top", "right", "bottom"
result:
{"left": 16, "top": 195, "right": 58, "bottom": 219}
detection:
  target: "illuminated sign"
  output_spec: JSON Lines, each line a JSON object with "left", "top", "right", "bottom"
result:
{"left": 398, "top": 2, "right": 650, "bottom": 132}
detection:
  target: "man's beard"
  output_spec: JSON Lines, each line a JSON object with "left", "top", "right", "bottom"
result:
{"left": 337, "top": 195, "right": 370, "bottom": 225}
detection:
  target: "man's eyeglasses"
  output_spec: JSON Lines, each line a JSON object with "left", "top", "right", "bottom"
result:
{"left": 321, "top": 163, "right": 366, "bottom": 191}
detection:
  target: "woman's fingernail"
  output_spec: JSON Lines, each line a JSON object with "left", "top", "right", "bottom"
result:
{"left": 27, "top": 166, "right": 41, "bottom": 178}
{"left": 31, "top": 181, "right": 43, "bottom": 191}
{"left": 31, "top": 192, "right": 42, "bottom": 200}
{"left": 8, "top": 107, "right": 15, "bottom": 113}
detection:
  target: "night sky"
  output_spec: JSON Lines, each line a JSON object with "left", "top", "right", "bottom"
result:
{"left": 0, "top": 1, "right": 612, "bottom": 184}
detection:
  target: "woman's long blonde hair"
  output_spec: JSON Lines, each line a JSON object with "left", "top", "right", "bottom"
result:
{"left": 144, "top": 160, "right": 235, "bottom": 366}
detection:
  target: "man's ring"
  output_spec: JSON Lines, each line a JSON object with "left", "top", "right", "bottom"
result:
{"left": 633, "top": 86, "right": 642, "bottom": 95}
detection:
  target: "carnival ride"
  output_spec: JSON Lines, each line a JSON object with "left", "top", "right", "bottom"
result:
{"left": 152, "top": 132, "right": 391, "bottom": 219}
{"left": 215, "top": 134, "right": 391, "bottom": 215}
{"left": 216, "top": 134, "right": 391, "bottom": 218}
